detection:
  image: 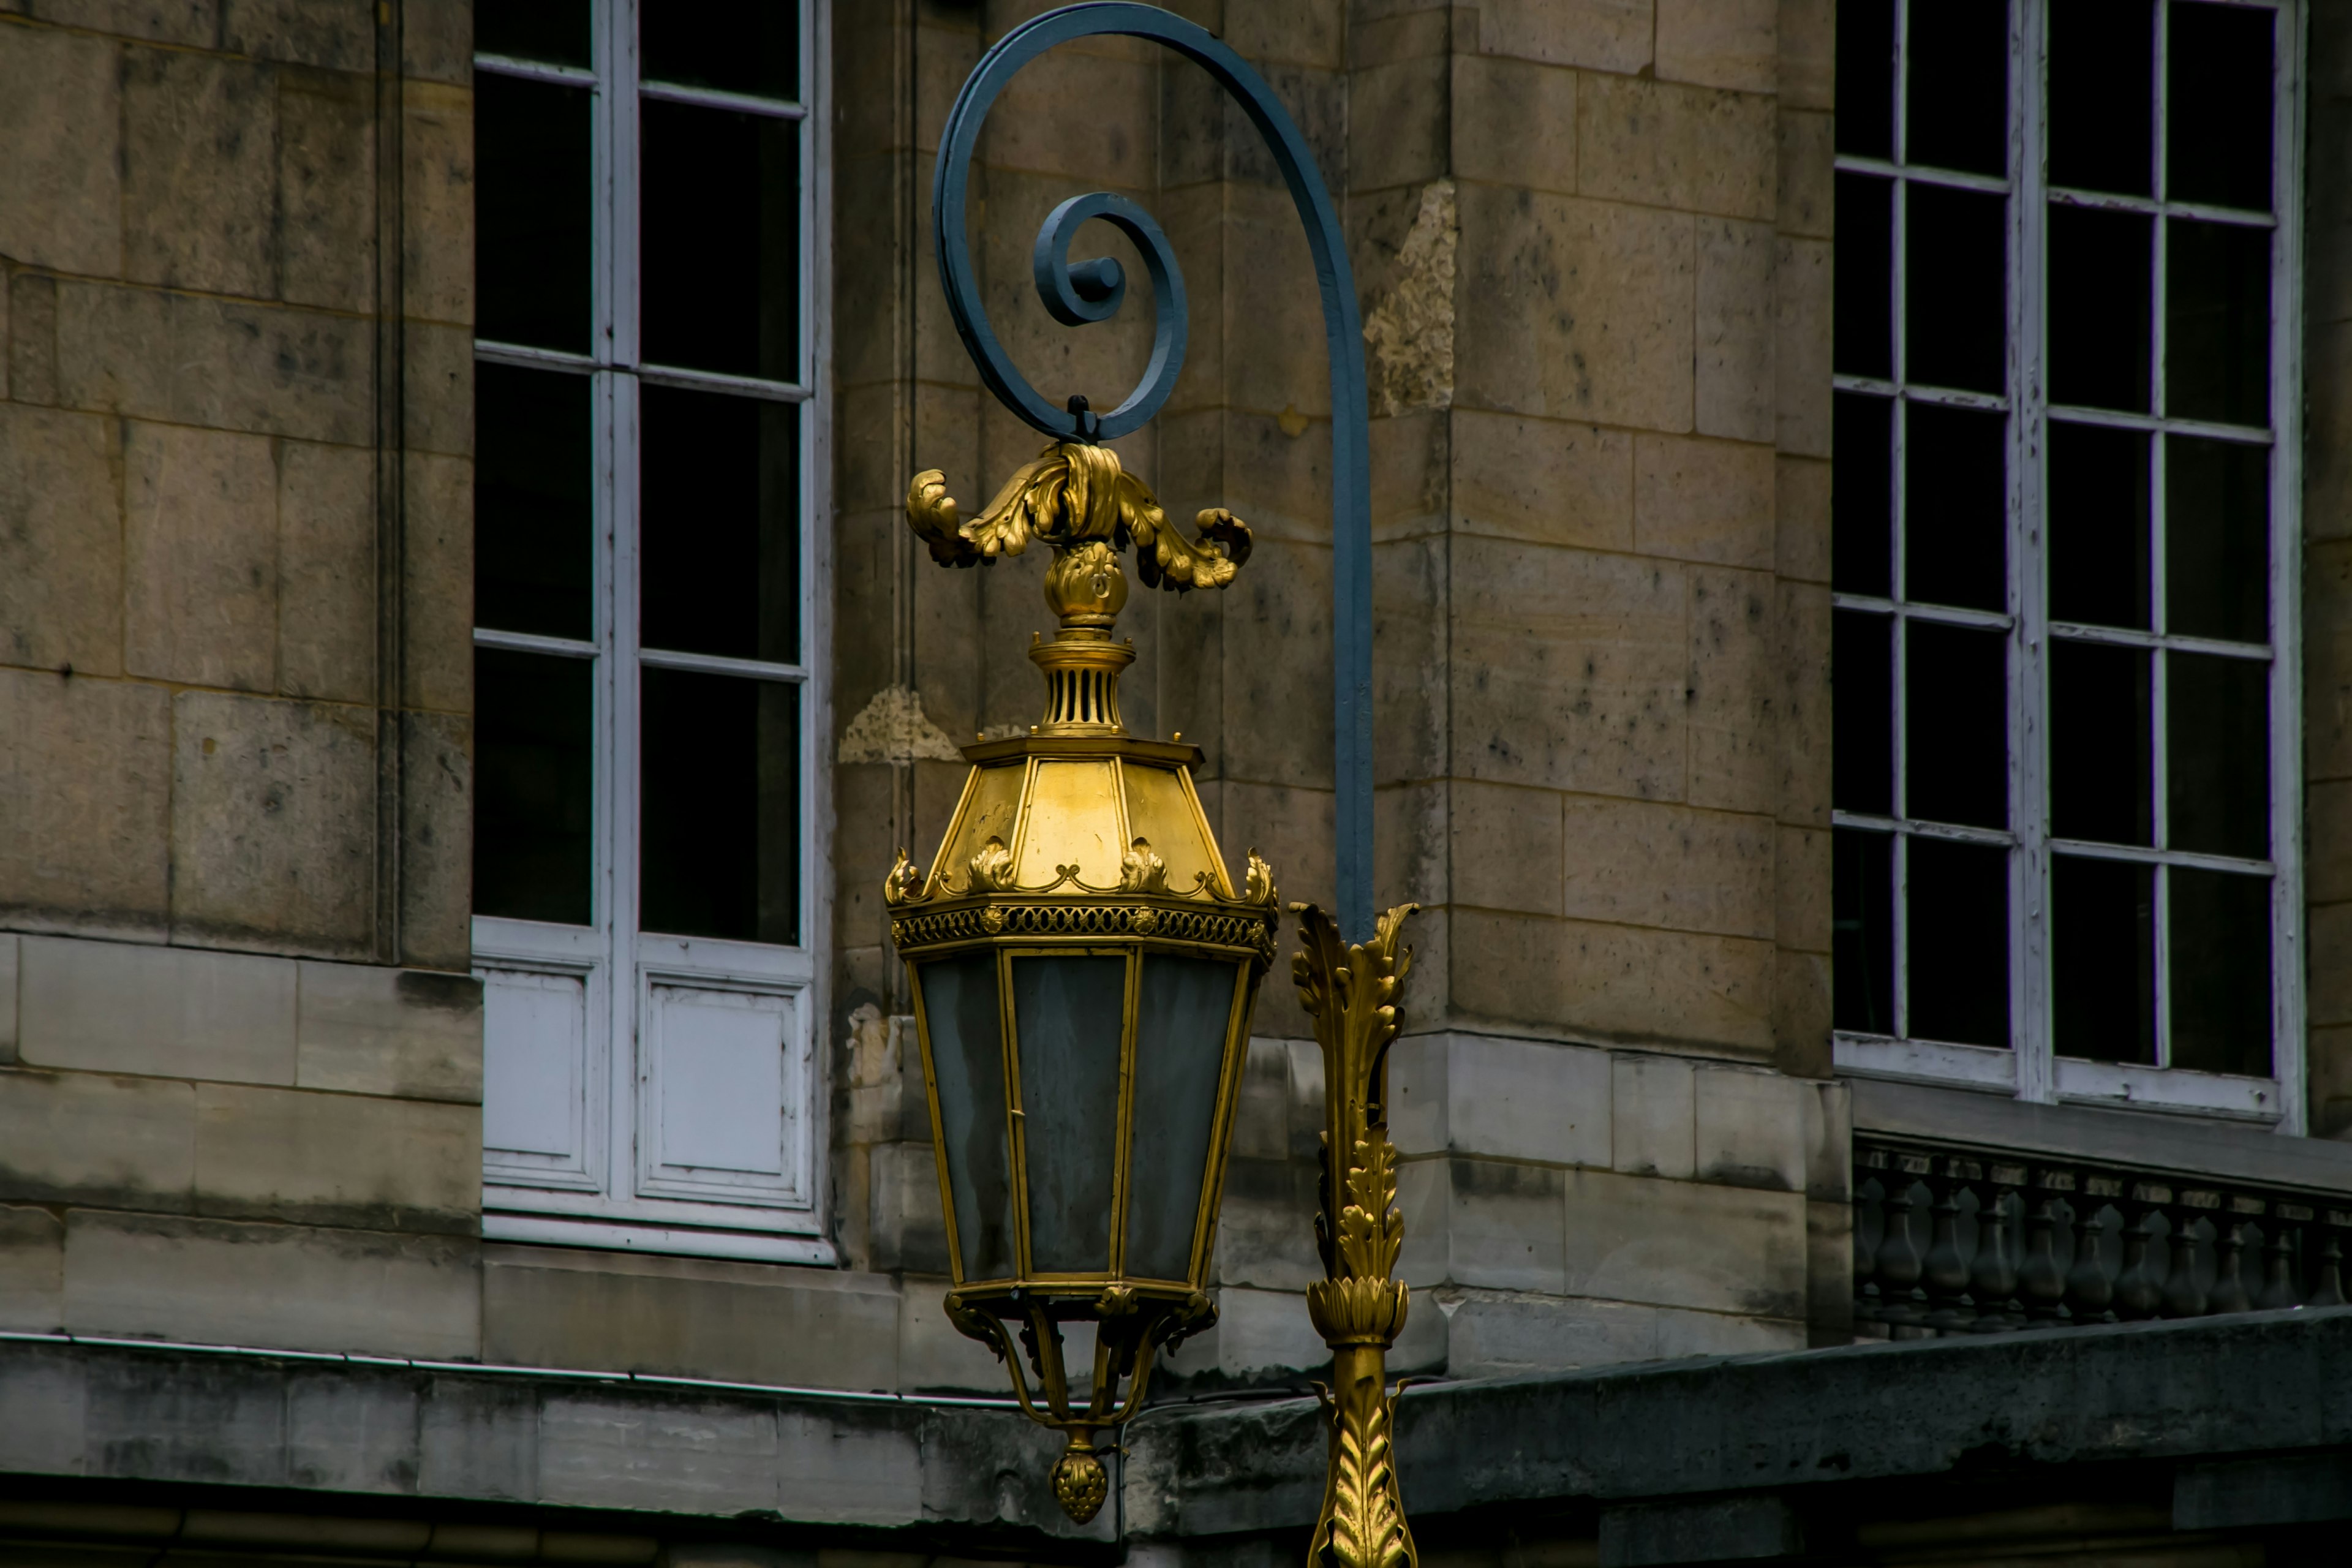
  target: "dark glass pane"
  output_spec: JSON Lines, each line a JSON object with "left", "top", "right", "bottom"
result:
{"left": 2169, "top": 867, "right": 2272, "bottom": 1077}
{"left": 2050, "top": 639, "right": 2152, "bottom": 846}
{"left": 2049, "top": 0, "right": 2154, "bottom": 195}
{"left": 2166, "top": 434, "right": 2269, "bottom": 644}
{"left": 1907, "top": 184, "right": 2006, "bottom": 394}
{"left": 2166, "top": 219, "right": 2271, "bottom": 428}
{"left": 1834, "top": 173, "right": 1894, "bottom": 379}
{"left": 2047, "top": 205, "right": 2152, "bottom": 412}
{"left": 1011, "top": 955, "right": 1128, "bottom": 1275}
{"left": 1836, "top": 0, "right": 1896, "bottom": 158}
{"left": 1907, "top": 837, "right": 2010, "bottom": 1047}
{"left": 2167, "top": 651, "right": 2268, "bottom": 861}
{"left": 1905, "top": 0, "right": 2008, "bottom": 176}
{"left": 475, "top": 364, "right": 592, "bottom": 639}
{"left": 1906, "top": 620, "right": 2007, "bottom": 829}
{"left": 1834, "top": 609, "right": 1894, "bottom": 816}
{"left": 1904, "top": 402, "right": 2005, "bottom": 612}
{"left": 2048, "top": 421, "right": 2152, "bottom": 630}
{"left": 477, "top": 1, "right": 589, "bottom": 66}
{"left": 1833, "top": 828, "right": 1895, "bottom": 1035}
{"left": 1125, "top": 956, "right": 1239, "bottom": 1281}
{"left": 644, "top": 0, "right": 799, "bottom": 100}
{"left": 476, "top": 74, "right": 592, "bottom": 353}
{"left": 473, "top": 649, "right": 592, "bottom": 924}
{"left": 2053, "top": 855, "right": 2155, "bottom": 1063}
{"left": 1834, "top": 392, "right": 1893, "bottom": 596}
{"left": 643, "top": 102, "right": 800, "bottom": 380}
{"left": 2166, "top": 1, "right": 2274, "bottom": 213}
{"left": 920, "top": 954, "right": 1016, "bottom": 1283}
{"left": 641, "top": 388, "right": 800, "bottom": 663}
{"left": 640, "top": 668, "right": 799, "bottom": 943}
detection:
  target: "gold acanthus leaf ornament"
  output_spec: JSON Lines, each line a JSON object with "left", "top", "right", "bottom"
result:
{"left": 883, "top": 848, "right": 924, "bottom": 907}
{"left": 963, "top": 835, "right": 1017, "bottom": 894}
{"left": 1245, "top": 850, "right": 1278, "bottom": 906}
{"left": 1118, "top": 837, "right": 1169, "bottom": 894}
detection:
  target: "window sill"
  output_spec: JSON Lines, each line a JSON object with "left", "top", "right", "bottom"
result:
{"left": 483, "top": 1210, "right": 839, "bottom": 1265}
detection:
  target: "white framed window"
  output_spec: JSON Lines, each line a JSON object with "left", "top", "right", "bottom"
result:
{"left": 1830, "top": 0, "right": 2305, "bottom": 1126}
{"left": 469, "top": 0, "right": 832, "bottom": 1259}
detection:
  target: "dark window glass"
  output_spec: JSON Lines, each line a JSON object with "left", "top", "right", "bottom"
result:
{"left": 2169, "top": 867, "right": 2272, "bottom": 1076}
{"left": 1907, "top": 184, "right": 2006, "bottom": 394}
{"left": 2048, "top": 421, "right": 2152, "bottom": 630}
{"left": 1834, "top": 173, "right": 1894, "bottom": 379}
{"left": 1907, "top": 621, "right": 2007, "bottom": 829}
{"left": 2049, "top": 639, "right": 2152, "bottom": 846}
{"left": 919, "top": 954, "right": 1015, "bottom": 1282}
{"left": 2166, "top": 434, "right": 2268, "bottom": 644}
{"left": 1125, "top": 957, "right": 1239, "bottom": 1281}
{"left": 643, "top": 102, "right": 801, "bottom": 380}
{"left": 476, "top": 364, "right": 594, "bottom": 640}
{"left": 2047, "top": 205, "right": 2152, "bottom": 412}
{"left": 1905, "top": 0, "right": 2008, "bottom": 176}
{"left": 1834, "top": 609, "right": 1894, "bottom": 816}
{"left": 2053, "top": 855, "right": 2155, "bottom": 1063}
{"left": 1907, "top": 838, "right": 2010, "bottom": 1047}
{"left": 477, "top": 0, "right": 590, "bottom": 66}
{"left": 640, "top": 668, "right": 799, "bottom": 943}
{"left": 2168, "top": 651, "right": 2269, "bottom": 861}
{"left": 2166, "top": 1, "right": 2274, "bottom": 213}
{"left": 2049, "top": 0, "right": 2154, "bottom": 195}
{"left": 1904, "top": 402, "right": 2005, "bottom": 612}
{"left": 475, "top": 649, "right": 594, "bottom": 925}
{"left": 641, "top": 388, "right": 801, "bottom": 663}
{"left": 2166, "top": 219, "right": 2271, "bottom": 428}
{"left": 1836, "top": 0, "right": 1895, "bottom": 159}
{"left": 476, "top": 74, "right": 592, "bottom": 354}
{"left": 644, "top": 0, "right": 799, "bottom": 99}
{"left": 1834, "top": 828, "right": 1895, "bottom": 1035}
{"left": 1834, "top": 393, "right": 1893, "bottom": 597}
{"left": 1012, "top": 955, "right": 1127, "bottom": 1275}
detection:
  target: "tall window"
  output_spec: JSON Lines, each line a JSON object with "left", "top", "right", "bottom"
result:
{"left": 1831, "top": 0, "right": 2302, "bottom": 1123}
{"left": 470, "top": 1, "right": 827, "bottom": 1258}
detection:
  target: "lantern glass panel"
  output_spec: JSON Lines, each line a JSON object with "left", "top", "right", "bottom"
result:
{"left": 919, "top": 953, "right": 1017, "bottom": 1281}
{"left": 1011, "top": 954, "right": 1128, "bottom": 1274}
{"left": 1124, "top": 955, "right": 1240, "bottom": 1282}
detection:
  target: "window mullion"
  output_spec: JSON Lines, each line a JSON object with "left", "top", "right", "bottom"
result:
{"left": 2270, "top": 0, "right": 2311, "bottom": 1132}
{"left": 2013, "top": 0, "right": 2054, "bottom": 1104}
{"left": 2149, "top": 0, "right": 2174, "bottom": 1071}
{"left": 600, "top": 0, "right": 641, "bottom": 1206}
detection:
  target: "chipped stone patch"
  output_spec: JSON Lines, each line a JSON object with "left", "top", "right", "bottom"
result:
{"left": 837, "top": 685, "right": 963, "bottom": 764}
{"left": 1363, "top": 178, "right": 1458, "bottom": 418}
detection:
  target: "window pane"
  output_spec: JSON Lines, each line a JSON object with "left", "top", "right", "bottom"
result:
{"left": 2166, "top": 219, "right": 2271, "bottom": 428}
{"left": 1834, "top": 828, "right": 1894, "bottom": 1035}
{"left": 1834, "top": 173, "right": 1894, "bottom": 379}
{"left": 1907, "top": 184, "right": 2006, "bottom": 394}
{"left": 2166, "top": 1, "right": 2274, "bottom": 213}
{"left": 1836, "top": 0, "right": 1895, "bottom": 159}
{"left": 476, "top": 74, "right": 592, "bottom": 353}
{"left": 642, "top": 102, "right": 801, "bottom": 380}
{"left": 1907, "top": 838, "right": 2009, "bottom": 1047}
{"left": 2168, "top": 867, "right": 2272, "bottom": 1077}
{"left": 1904, "top": 402, "right": 2005, "bottom": 612}
{"left": 2047, "top": 205, "right": 2152, "bottom": 413}
{"left": 1011, "top": 954, "right": 1128, "bottom": 1275}
{"left": 476, "top": 364, "right": 594, "bottom": 640}
{"left": 644, "top": 0, "right": 799, "bottom": 99}
{"left": 2166, "top": 434, "right": 2268, "bottom": 644}
{"left": 640, "top": 668, "right": 799, "bottom": 944}
{"left": 477, "top": 0, "right": 589, "bottom": 67}
{"left": 2049, "top": 639, "right": 2152, "bottom": 846}
{"left": 2167, "top": 651, "right": 2268, "bottom": 861}
{"left": 919, "top": 954, "right": 1016, "bottom": 1283}
{"left": 1905, "top": 0, "right": 2008, "bottom": 176}
{"left": 1124, "top": 956, "right": 1238, "bottom": 1282}
{"left": 474, "top": 649, "right": 594, "bottom": 925}
{"left": 1833, "top": 392, "right": 1893, "bottom": 597}
{"left": 2048, "top": 421, "right": 2152, "bottom": 631}
{"left": 2053, "top": 855, "right": 2155, "bottom": 1064}
{"left": 2049, "top": 0, "right": 2153, "bottom": 196}
{"left": 1906, "top": 621, "right": 2006, "bottom": 829}
{"left": 641, "top": 388, "right": 801, "bottom": 664}
{"left": 1833, "top": 609, "right": 1894, "bottom": 816}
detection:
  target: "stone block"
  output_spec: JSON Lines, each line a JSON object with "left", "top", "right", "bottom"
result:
{"left": 403, "top": 450, "right": 472, "bottom": 714}
{"left": 19, "top": 0, "right": 217, "bottom": 47}
{"left": 1209, "top": 1284, "right": 1329, "bottom": 1380}
{"left": 1440, "top": 1288, "right": 1799, "bottom": 1376}
{"left": 1687, "top": 566, "right": 1777, "bottom": 815}
{"left": 481, "top": 1248, "right": 901, "bottom": 1391}
{"left": 0, "top": 23, "right": 122, "bottom": 277}
{"left": 1602, "top": 1495, "right": 1802, "bottom": 1568}
{"left": 1447, "top": 1156, "right": 1569, "bottom": 1292}
{"left": 1780, "top": 0, "right": 1834, "bottom": 111}
{"left": 1559, "top": 796, "right": 1774, "bottom": 940}
{"left": 18, "top": 934, "right": 298, "bottom": 1084}
{"left": 1350, "top": 56, "right": 1448, "bottom": 194}
{"left": 403, "top": 83, "right": 471, "bottom": 324}
{"left": 1655, "top": 0, "right": 1776, "bottom": 92}
{"left": 1451, "top": 910, "right": 1776, "bottom": 1057}
{"left": 1448, "top": 781, "right": 1562, "bottom": 915}
{"left": 1215, "top": 1156, "right": 1321, "bottom": 1292}
{"left": 225, "top": 0, "right": 376, "bottom": 72}
{"left": 895, "top": 1273, "right": 1006, "bottom": 1395}
{"left": 1775, "top": 237, "right": 1832, "bottom": 458}
{"left": 402, "top": 320, "right": 473, "bottom": 456}
{"left": 1562, "top": 1166, "right": 1807, "bottom": 1319}
{"left": 1775, "top": 453, "right": 1830, "bottom": 584}
{"left": 1229, "top": 1035, "right": 1293, "bottom": 1161}
{"left": 1776, "top": 579, "right": 1831, "bottom": 827}
{"left": 1229, "top": 5, "right": 1343, "bottom": 68}
{"left": 2313, "top": 903, "right": 2352, "bottom": 1028}
{"left": 0, "top": 404, "right": 123, "bottom": 676}
{"left": 63, "top": 1208, "right": 481, "bottom": 1358}
{"left": 9, "top": 272, "right": 58, "bottom": 405}
{"left": 192, "top": 1082, "right": 478, "bottom": 1234}
{"left": 277, "top": 439, "right": 375, "bottom": 703}
{"left": 1773, "top": 950, "right": 1831, "bottom": 1080}
{"left": 1779, "top": 109, "right": 1834, "bottom": 239}
{"left": 296, "top": 960, "right": 481, "bottom": 1102}
{"left": 1477, "top": 0, "right": 1654, "bottom": 74}
{"left": 868, "top": 1139, "right": 949, "bottom": 1275}
{"left": 1223, "top": 185, "right": 1335, "bottom": 421}
{"left": 1452, "top": 54, "right": 1576, "bottom": 196}
{"left": 1451, "top": 409, "right": 1634, "bottom": 552}
{"left": 1692, "top": 1063, "right": 1810, "bottom": 1192}
{"left": 171, "top": 690, "right": 377, "bottom": 954}
{"left": 402, "top": 0, "right": 470, "bottom": 85}
{"left": 1806, "top": 1196, "right": 1853, "bottom": 1343}
{"left": 1777, "top": 824, "right": 1828, "bottom": 951}
{"left": 122, "top": 47, "right": 281, "bottom": 299}
{"left": 1695, "top": 221, "right": 1777, "bottom": 445}
{"left": 2309, "top": 540, "right": 2352, "bottom": 778}
{"left": 1611, "top": 1054, "right": 1696, "bottom": 1180}
{"left": 0, "top": 1204, "right": 64, "bottom": 1331}
{"left": 0, "top": 673, "right": 172, "bottom": 933}
{"left": 0, "top": 934, "right": 15, "bottom": 1063}
{"left": 0, "top": 1068, "right": 196, "bottom": 1210}
{"left": 1578, "top": 75, "right": 1775, "bottom": 223}
{"left": 124, "top": 421, "right": 281, "bottom": 692}
{"left": 278, "top": 62, "right": 377, "bottom": 314}
{"left": 1392, "top": 1033, "right": 1613, "bottom": 1167}
{"left": 399, "top": 709, "right": 473, "bottom": 973}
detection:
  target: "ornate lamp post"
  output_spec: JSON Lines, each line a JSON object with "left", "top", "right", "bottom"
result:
{"left": 886, "top": 9, "right": 1417, "bottom": 1566}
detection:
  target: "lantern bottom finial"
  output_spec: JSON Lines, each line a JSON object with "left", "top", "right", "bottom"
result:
{"left": 1050, "top": 1438, "right": 1110, "bottom": 1524}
